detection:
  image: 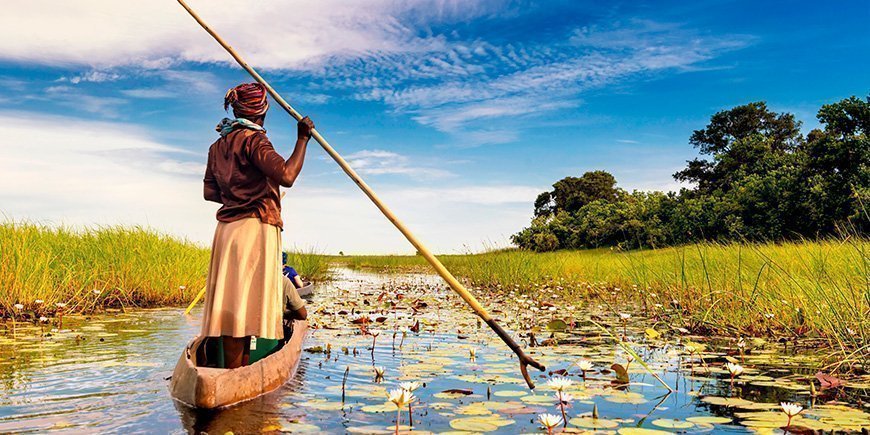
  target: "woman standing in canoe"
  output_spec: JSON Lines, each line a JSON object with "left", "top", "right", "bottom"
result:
{"left": 201, "top": 82, "right": 313, "bottom": 369}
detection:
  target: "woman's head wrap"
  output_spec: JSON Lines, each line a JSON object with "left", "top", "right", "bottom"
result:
{"left": 224, "top": 82, "right": 269, "bottom": 117}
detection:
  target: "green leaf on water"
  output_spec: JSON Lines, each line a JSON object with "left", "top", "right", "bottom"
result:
{"left": 685, "top": 416, "right": 732, "bottom": 424}
{"left": 617, "top": 428, "right": 673, "bottom": 435}
{"left": 700, "top": 396, "right": 754, "bottom": 407}
{"left": 651, "top": 418, "right": 694, "bottom": 429}
{"left": 569, "top": 417, "right": 619, "bottom": 429}
{"left": 449, "top": 416, "right": 514, "bottom": 432}
{"left": 547, "top": 319, "right": 568, "bottom": 332}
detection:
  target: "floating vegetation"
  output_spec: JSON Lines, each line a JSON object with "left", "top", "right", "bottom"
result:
{"left": 332, "top": 238, "right": 870, "bottom": 356}
{"left": 1, "top": 268, "right": 869, "bottom": 433}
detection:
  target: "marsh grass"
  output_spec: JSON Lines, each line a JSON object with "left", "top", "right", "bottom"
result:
{"left": 334, "top": 239, "right": 869, "bottom": 356}
{"left": 284, "top": 248, "right": 332, "bottom": 281}
{"left": 1, "top": 222, "right": 333, "bottom": 316}
{"left": 0, "top": 222, "right": 209, "bottom": 316}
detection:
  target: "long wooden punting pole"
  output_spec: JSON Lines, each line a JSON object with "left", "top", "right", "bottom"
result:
{"left": 177, "top": 0, "right": 545, "bottom": 388}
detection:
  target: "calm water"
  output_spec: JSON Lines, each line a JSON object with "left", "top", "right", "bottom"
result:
{"left": 1, "top": 269, "right": 868, "bottom": 434}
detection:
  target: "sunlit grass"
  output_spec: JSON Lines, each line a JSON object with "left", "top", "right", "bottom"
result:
{"left": 284, "top": 248, "right": 332, "bottom": 282}
{"left": 0, "top": 222, "right": 209, "bottom": 315}
{"left": 0, "top": 222, "right": 331, "bottom": 315}
{"left": 332, "top": 239, "right": 869, "bottom": 354}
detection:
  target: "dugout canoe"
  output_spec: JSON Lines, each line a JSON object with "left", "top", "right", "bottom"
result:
{"left": 294, "top": 282, "right": 314, "bottom": 298}
{"left": 169, "top": 319, "right": 308, "bottom": 409}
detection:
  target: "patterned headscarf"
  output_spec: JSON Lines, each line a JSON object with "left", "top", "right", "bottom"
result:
{"left": 224, "top": 82, "right": 269, "bottom": 117}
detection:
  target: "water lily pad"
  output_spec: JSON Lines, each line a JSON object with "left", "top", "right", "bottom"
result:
{"left": 493, "top": 390, "right": 527, "bottom": 397}
{"left": 547, "top": 319, "right": 568, "bottom": 332}
{"left": 569, "top": 417, "right": 620, "bottom": 429}
{"left": 520, "top": 394, "right": 557, "bottom": 404}
{"left": 685, "top": 416, "right": 732, "bottom": 424}
{"left": 605, "top": 391, "right": 648, "bottom": 405}
{"left": 700, "top": 396, "right": 754, "bottom": 407}
{"left": 617, "top": 428, "right": 673, "bottom": 435}
{"left": 360, "top": 402, "right": 396, "bottom": 413}
{"left": 449, "top": 416, "right": 513, "bottom": 432}
{"left": 456, "top": 403, "right": 492, "bottom": 416}
{"left": 651, "top": 418, "right": 694, "bottom": 429}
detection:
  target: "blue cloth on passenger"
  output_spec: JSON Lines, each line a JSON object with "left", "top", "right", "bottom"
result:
{"left": 283, "top": 266, "right": 300, "bottom": 288}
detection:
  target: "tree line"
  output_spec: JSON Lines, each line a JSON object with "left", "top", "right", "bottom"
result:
{"left": 512, "top": 95, "right": 869, "bottom": 251}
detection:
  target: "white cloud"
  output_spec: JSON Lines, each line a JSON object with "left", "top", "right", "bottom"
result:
{"left": 0, "top": 111, "right": 214, "bottom": 242}
{"left": 0, "top": 112, "right": 540, "bottom": 254}
{"left": 345, "top": 149, "right": 453, "bottom": 178}
{"left": 61, "top": 71, "right": 123, "bottom": 84}
{"left": 344, "top": 20, "right": 752, "bottom": 144}
{"left": 0, "top": 0, "right": 503, "bottom": 69}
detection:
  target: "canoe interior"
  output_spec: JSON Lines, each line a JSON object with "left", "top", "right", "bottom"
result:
{"left": 169, "top": 319, "right": 307, "bottom": 409}
{"left": 292, "top": 282, "right": 314, "bottom": 299}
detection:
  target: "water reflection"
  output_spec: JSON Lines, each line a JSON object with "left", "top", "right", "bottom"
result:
{"left": 1, "top": 268, "right": 868, "bottom": 433}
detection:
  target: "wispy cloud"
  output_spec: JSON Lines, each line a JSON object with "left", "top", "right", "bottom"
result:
{"left": 42, "top": 85, "right": 127, "bottom": 118}
{"left": 58, "top": 70, "right": 122, "bottom": 84}
{"left": 328, "top": 19, "right": 753, "bottom": 146}
{"left": 346, "top": 149, "right": 453, "bottom": 178}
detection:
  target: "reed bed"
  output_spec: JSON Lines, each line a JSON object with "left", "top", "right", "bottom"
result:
{"left": 0, "top": 222, "right": 209, "bottom": 315}
{"left": 284, "top": 248, "right": 332, "bottom": 282}
{"left": 0, "top": 222, "right": 330, "bottom": 316}
{"left": 333, "top": 239, "right": 869, "bottom": 355}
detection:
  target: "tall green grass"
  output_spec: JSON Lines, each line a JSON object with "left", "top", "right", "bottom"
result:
{"left": 0, "top": 222, "right": 332, "bottom": 315}
{"left": 284, "top": 248, "right": 332, "bottom": 282}
{"left": 0, "top": 222, "right": 209, "bottom": 315}
{"left": 334, "top": 239, "right": 869, "bottom": 356}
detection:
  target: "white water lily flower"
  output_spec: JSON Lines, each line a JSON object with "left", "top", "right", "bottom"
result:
{"left": 555, "top": 392, "right": 574, "bottom": 403}
{"left": 780, "top": 402, "right": 803, "bottom": 417}
{"left": 13, "top": 304, "right": 24, "bottom": 310}
{"left": 399, "top": 381, "right": 420, "bottom": 392}
{"left": 387, "top": 388, "right": 414, "bottom": 408}
{"left": 575, "top": 360, "right": 594, "bottom": 371}
{"left": 546, "top": 376, "right": 574, "bottom": 391}
{"left": 619, "top": 313, "right": 631, "bottom": 320}
{"left": 725, "top": 362, "right": 744, "bottom": 376}
{"left": 179, "top": 285, "right": 186, "bottom": 290}
{"left": 538, "top": 413, "right": 563, "bottom": 429}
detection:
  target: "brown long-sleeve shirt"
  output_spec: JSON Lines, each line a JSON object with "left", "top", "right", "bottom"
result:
{"left": 204, "top": 128, "right": 288, "bottom": 229}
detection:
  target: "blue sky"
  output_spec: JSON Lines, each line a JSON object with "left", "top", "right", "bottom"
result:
{"left": 0, "top": 0, "right": 867, "bottom": 253}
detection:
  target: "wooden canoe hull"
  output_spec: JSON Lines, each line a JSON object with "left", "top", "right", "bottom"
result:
{"left": 294, "top": 282, "right": 314, "bottom": 298}
{"left": 169, "top": 320, "right": 308, "bottom": 409}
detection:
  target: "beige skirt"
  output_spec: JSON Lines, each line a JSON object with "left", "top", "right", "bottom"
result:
{"left": 200, "top": 217, "right": 283, "bottom": 340}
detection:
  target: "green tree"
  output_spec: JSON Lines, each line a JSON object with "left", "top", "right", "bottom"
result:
{"left": 514, "top": 96, "right": 869, "bottom": 252}
{"left": 800, "top": 96, "right": 870, "bottom": 233}
{"left": 534, "top": 171, "right": 620, "bottom": 217}
{"left": 674, "top": 102, "right": 803, "bottom": 194}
